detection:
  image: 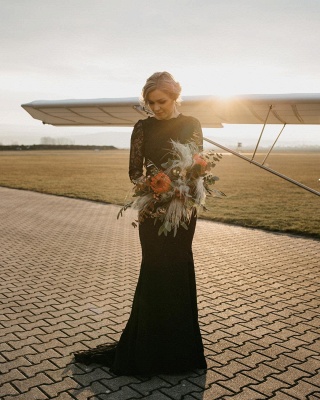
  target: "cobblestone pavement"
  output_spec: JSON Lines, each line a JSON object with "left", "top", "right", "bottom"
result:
{"left": 0, "top": 187, "right": 319, "bottom": 400}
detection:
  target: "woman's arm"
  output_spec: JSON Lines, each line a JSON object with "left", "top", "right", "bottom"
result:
{"left": 129, "top": 120, "right": 145, "bottom": 183}
{"left": 191, "top": 118, "right": 203, "bottom": 151}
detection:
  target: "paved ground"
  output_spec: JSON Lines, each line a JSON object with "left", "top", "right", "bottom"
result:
{"left": 0, "top": 186, "right": 319, "bottom": 400}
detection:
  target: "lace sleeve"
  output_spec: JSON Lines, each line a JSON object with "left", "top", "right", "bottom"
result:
{"left": 191, "top": 118, "right": 203, "bottom": 151}
{"left": 129, "top": 120, "right": 144, "bottom": 182}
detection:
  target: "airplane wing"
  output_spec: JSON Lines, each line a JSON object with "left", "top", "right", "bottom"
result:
{"left": 21, "top": 93, "right": 320, "bottom": 197}
{"left": 21, "top": 93, "right": 320, "bottom": 128}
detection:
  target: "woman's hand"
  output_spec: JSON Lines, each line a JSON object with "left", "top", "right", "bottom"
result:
{"left": 133, "top": 176, "right": 146, "bottom": 189}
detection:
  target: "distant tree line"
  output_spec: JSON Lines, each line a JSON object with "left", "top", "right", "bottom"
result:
{"left": 40, "top": 136, "right": 75, "bottom": 145}
{"left": 0, "top": 136, "right": 118, "bottom": 150}
{"left": 0, "top": 144, "right": 118, "bottom": 151}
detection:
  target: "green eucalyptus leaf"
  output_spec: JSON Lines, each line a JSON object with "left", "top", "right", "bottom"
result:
{"left": 165, "top": 221, "right": 172, "bottom": 232}
{"left": 181, "top": 222, "right": 189, "bottom": 230}
{"left": 158, "top": 224, "right": 165, "bottom": 236}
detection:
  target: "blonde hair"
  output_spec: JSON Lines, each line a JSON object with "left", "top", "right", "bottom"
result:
{"left": 141, "top": 71, "right": 182, "bottom": 106}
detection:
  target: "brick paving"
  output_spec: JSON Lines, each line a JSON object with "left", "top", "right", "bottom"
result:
{"left": 0, "top": 186, "right": 319, "bottom": 400}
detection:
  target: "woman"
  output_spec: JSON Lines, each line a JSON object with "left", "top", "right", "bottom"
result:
{"left": 75, "top": 72, "right": 207, "bottom": 375}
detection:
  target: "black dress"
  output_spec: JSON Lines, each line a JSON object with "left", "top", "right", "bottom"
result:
{"left": 74, "top": 114, "right": 207, "bottom": 375}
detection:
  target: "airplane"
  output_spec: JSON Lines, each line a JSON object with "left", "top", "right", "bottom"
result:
{"left": 21, "top": 94, "right": 320, "bottom": 197}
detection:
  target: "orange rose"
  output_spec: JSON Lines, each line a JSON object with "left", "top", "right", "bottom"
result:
{"left": 193, "top": 154, "right": 208, "bottom": 175}
{"left": 150, "top": 172, "right": 171, "bottom": 194}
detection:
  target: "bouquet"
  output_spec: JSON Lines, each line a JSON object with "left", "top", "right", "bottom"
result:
{"left": 117, "top": 140, "right": 225, "bottom": 236}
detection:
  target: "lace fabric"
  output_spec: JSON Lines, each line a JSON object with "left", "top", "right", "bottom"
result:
{"left": 129, "top": 120, "right": 144, "bottom": 183}
{"left": 190, "top": 118, "right": 203, "bottom": 150}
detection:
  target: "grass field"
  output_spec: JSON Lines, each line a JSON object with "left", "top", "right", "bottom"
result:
{"left": 0, "top": 149, "right": 319, "bottom": 238}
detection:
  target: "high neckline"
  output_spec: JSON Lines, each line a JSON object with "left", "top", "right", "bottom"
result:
{"left": 151, "top": 113, "right": 182, "bottom": 122}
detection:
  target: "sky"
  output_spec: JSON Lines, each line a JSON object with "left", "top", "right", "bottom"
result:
{"left": 1, "top": 0, "right": 320, "bottom": 148}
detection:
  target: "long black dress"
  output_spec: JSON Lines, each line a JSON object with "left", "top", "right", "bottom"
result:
{"left": 74, "top": 114, "right": 207, "bottom": 375}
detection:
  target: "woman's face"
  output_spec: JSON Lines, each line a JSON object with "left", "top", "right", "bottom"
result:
{"left": 147, "top": 89, "right": 176, "bottom": 120}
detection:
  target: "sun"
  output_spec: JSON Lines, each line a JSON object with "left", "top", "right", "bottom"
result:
{"left": 176, "top": 64, "right": 302, "bottom": 97}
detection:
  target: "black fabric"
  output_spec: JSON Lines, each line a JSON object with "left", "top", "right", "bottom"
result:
{"left": 129, "top": 114, "right": 203, "bottom": 182}
{"left": 74, "top": 115, "right": 207, "bottom": 375}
